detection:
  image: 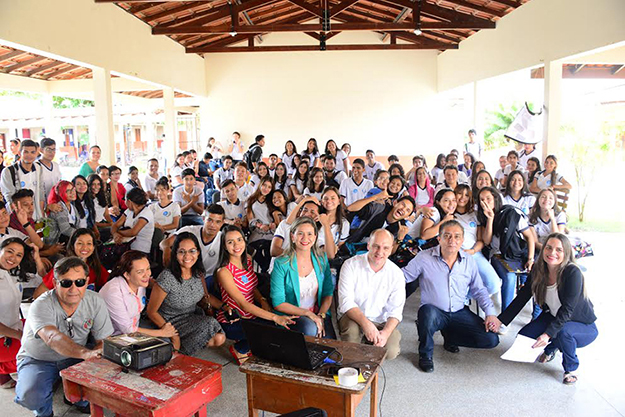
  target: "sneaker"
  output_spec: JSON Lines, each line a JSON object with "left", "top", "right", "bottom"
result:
{"left": 497, "top": 324, "right": 508, "bottom": 335}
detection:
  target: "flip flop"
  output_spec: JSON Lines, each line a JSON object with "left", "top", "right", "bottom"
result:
{"left": 563, "top": 372, "right": 577, "bottom": 385}
{"left": 229, "top": 345, "right": 251, "bottom": 365}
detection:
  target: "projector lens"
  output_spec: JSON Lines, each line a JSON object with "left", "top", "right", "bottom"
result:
{"left": 120, "top": 350, "right": 132, "bottom": 367}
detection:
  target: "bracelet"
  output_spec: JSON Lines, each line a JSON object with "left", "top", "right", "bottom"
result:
{"left": 23, "top": 222, "right": 31, "bottom": 229}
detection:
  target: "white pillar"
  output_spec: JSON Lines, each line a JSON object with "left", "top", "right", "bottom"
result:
{"left": 162, "top": 87, "right": 176, "bottom": 172}
{"left": 145, "top": 111, "right": 157, "bottom": 157}
{"left": 543, "top": 60, "right": 562, "bottom": 160}
{"left": 42, "top": 94, "right": 61, "bottom": 141}
{"left": 472, "top": 81, "right": 485, "bottom": 146}
{"left": 198, "top": 97, "right": 211, "bottom": 152}
{"left": 92, "top": 67, "right": 116, "bottom": 165}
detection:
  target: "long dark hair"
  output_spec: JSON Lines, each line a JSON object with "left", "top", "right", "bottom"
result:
{"left": 68, "top": 228, "right": 105, "bottom": 288}
{"left": 476, "top": 186, "right": 503, "bottom": 226}
{"left": 527, "top": 156, "right": 542, "bottom": 183}
{"left": 270, "top": 189, "right": 288, "bottom": 218}
{"left": 306, "top": 167, "right": 325, "bottom": 193}
{"left": 88, "top": 174, "right": 107, "bottom": 208}
{"left": 433, "top": 188, "right": 455, "bottom": 219}
{"left": 247, "top": 176, "right": 273, "bottom": 210}
{"left": 530, "top": 233, "right": 582, "bottom": 305}
{"left": 471, "top": 169, "right": 493, "bottom": 203}
{"left": 303, "top": 138, "right": 319, "bottom": 156}
{"left": 284, "top": 140, "right": 297, "bottom": 156}
{"left": 435, "top": 153, "right": 446, "bottom": 169}
{"left": 274, "top": 162, "right": 288, "bottom": 190}
{"left": 454, "top": 184, "right": 474, "bottom": 214}
{"left": 217, "top": 225, "right": 248, "bottom": 268}
{"left": 545, "top": 154, "right": 560, "bottom": 188}
{"left": 294, "top": 160, "right": 309, "bottom": 183}
{"left": 528, "top": 188, "right": 561, "bottom": 225}
{"left": 320, "top": 186, "right": 345, "bottom": 230}
{"left": 72, "top": 175, "right": 95, "bottom": 223}
{"left": 110, "top": 250, "right": 149, "bottom": 280}
{"left": 0, "top": 237, "right": 34, "bottom": 282}
{"left": 169, "top": 232, "right": 205, "bottom": 282}
{"left": 503, "top": 170, "right": 530, "bottom": 197}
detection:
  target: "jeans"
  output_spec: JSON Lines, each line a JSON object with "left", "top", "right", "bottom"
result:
{"left": 15, "top": 356, "right": 88, "bottom": 417}
{"left": 291, "top": 316, "right": 336, "bottom": 339}
{"left": 491, "top": 257, "right": 527, "bottom": 310}
{"left": 473, "top": 251, "right": 501, "bottom": 296}
{"left": 519, "top": 312, "right": 598, "bottom": 373}
{"left": 417, "top": 305, "right": 499, "bottom": 359}
{"left": 179, "top": 215, "right": 204, "bottom": 227}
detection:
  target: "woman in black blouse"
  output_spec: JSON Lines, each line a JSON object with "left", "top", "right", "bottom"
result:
{"left": 494, "top": 233, "right": 598, "bottom": 385}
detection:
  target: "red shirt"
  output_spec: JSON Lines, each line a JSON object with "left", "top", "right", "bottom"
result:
{"left": 42, "top": 265, "right": 109, "bottom": 290}
{"left": 217, "top": 259, "right": 258, "bottom": 323}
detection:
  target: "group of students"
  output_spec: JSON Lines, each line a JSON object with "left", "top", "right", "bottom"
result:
{"left": 0, "top": 133, "right": 598, "bottom": 417}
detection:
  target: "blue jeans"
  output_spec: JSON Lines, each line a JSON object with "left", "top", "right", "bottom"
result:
{"left": 15, "top": 356, "right": 88, "bottom": 417}
{"left": 291, "top": 316, "right": 336, "bottom": 339}
{"left": 473, "top": 251, "right": 501, "bottom": 295}
{"left": 519, "top": 313, "right": 598, "bottom": 373}
{"left": 179, "top": 215, "right": 204, "bottom": 227}
{"left": 491, "top": 257, "right": 527, "bottom": 310}
{"left": 417, "top": 305, "right": 499, "bottom": 359}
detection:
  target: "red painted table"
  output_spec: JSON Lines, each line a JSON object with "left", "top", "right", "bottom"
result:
{"left": 60, "top": 354, "right": 222, "bottom": 417}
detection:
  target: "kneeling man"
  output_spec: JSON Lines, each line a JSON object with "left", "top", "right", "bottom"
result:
{"left": 15, "top": 257, "right": 113, "bottom": 416}
{"left": 403, "top": 220, "right": 499, "bottom": 373}
{"left": 338, "top": 229, "right": 405, "bottom": 359}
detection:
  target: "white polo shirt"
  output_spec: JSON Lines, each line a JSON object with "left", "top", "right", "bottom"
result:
{"left": 151, "top": 201, "right": 181, "bottom": 234}
{"left": 173, "top": 186, "right": 205, "bottom": 216}
{"left": 338, "top": 253, "right": 406, "bottom": 323}
{"left": 503, "top": 194, "right": 536, "bottom": 216}
{"left": 124, "top": 205, "right": 155, "bottom": 254}
{"left": 534, "top": 171, "right": 564, "bottom": 190}
{"left": 339, "top": 177, "right": 374, "bottom": 206}
{"left": 36, "top": 160, "right": 62, "bottom": 205}
{"left": 144, "top": 173, "right": 160, "bottom": 197}
{"left": 218, "top": 199, "right": 246, "bottom": 222}
{"left": 365, "top": 161, "right": 385, "bottom": 181}
{"left": 530, "top": 212, "right": 567, "bottom": 243}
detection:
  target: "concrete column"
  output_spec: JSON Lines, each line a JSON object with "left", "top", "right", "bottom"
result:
{"left": 162, "top": 87, "right": 176, "bottom": 172}
{"left": 145, "top": 111, "right": 157, "bottom": 157}
{"left": 92, "top": 67, "right": 116, "bottom": 165}
{"left": 198, "top": 97, "right": 211, "bottom": 152}
{"left": 542, "top": 60, "right": 562, "bottom": 160}
{"left": 42, "top": 94, "right": 61, "bottom": 141}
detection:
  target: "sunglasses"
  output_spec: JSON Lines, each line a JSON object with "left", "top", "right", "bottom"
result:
{"left": 58, "top": 279, "right": 87, "bottom": 288}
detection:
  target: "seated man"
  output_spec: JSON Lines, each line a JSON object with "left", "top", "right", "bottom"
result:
{"left": 345, "top": 192, "right": 415, "bottom": 254}
{"left": 339, "top": 158, "right": 374, "bottom": 207}
{"left": 217, "top": 179, "right": 247, "bottom": 229}
{"left": 338, "top": 229, "right": 405, "bottom": 359}
{"left": 402, "top": 220, "right": 499, "bottom": 373}
{"left": 14, "top": 257, "right": 114, "bottom": 416}
{"left": 173, "top": 168, "right": 205, "bottom": 227}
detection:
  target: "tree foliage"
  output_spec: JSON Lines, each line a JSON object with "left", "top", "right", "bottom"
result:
{"left": 483, "top": 102, "right": 538, "bottom": 150}
{"left": 52, "top": 96, "right": 94, "bottom": 109}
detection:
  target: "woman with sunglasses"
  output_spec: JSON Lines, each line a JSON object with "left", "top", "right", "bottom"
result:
{"left": 34, "top": 228, "right": 109, "bottom": 299}
{"left": 216, "top": 225, "right": 296, "bottom": 363}
{"left": 100, "top": 250, "right": 178, "bottom": 338}
{"left": 147, "top": 232, "right": 225, "bottom": 354}
{"left": 0, "top": 238, "right": 42, "bottom": 388}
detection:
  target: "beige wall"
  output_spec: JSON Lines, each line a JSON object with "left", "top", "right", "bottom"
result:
{"left": 437, "top": 0, "right": 625, "bottom": 91}
{"left": 0, "top": 0, "right": 206, "bottom": 96}
{"left": 203, "top": 48, "right": 450, "bottom": 158}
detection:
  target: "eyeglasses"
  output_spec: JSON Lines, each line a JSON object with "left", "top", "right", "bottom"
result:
{"left": 177, "top": 249, "right": 199, "bottom": 256}
{"left": 65, "top": 317, "right": 74, "bottom": 338}
{"left": 58, "top": 278, "right": 87, "bottom": 288}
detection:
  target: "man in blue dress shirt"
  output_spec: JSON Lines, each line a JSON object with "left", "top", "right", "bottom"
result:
{"left": 403, "top": 220, "right": 499, "bottom": 373}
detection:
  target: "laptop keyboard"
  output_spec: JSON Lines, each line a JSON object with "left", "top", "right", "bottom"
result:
{"left": 307, "top": 343, "right": 332, "bottom": 366}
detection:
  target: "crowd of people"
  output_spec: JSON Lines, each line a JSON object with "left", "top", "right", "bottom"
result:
{"left": 0, "top": 132, "right": 597, "bottom": 416}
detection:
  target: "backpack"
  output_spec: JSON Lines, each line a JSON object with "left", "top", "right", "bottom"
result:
{"left": 492, "top": 205, "right": 528, "bottom": 261}
{"left": 243, "top": 144, "right": 261, "bottom": 169}
{"left": 325, "top": 170, "right": 340, "bottom": 188}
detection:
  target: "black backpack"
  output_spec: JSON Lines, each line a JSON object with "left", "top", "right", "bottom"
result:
{"left": 325, "top": 170, "right": 340, "bottom": 188}
{"left": 492, "top": 205, "right": 528, "bottom": 261}
{"left": 243, "top": 144, "right": 261, "bottom": 169}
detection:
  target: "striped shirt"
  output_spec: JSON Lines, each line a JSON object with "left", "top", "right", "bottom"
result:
{"left": 217, "top": 259, "right": 258, "bottom": 322}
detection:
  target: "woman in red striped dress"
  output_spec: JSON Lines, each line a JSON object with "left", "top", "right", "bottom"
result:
{"left": 215, "top": 225, "right": 296, "bottom": 364}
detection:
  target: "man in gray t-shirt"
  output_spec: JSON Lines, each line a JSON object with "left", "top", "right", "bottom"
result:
{"left": 15, "top": 257, "right": 113, "bottom": 417}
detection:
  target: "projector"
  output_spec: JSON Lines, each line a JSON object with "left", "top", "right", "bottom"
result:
{"left": 103, "top": 334, "right": 173, "bottom": 371}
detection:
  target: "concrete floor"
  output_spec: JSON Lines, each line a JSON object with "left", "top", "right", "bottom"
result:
{"left": 1, "top": 232, "right": 622, "bottom": 417}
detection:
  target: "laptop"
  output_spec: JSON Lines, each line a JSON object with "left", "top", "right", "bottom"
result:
{"left": 242, "top": 320, "right": 336, "bottom": 370}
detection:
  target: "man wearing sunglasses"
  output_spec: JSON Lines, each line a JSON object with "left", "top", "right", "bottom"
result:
{"left": 14, "top": 257, "right": 113, "bottom": 417}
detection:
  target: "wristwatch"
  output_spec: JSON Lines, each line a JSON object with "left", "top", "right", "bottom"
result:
{"left": 23, "top": 222, "right": 31, "bottom": 229}
{"left": 318, "top": 312, "right": 326, "bottom": 319}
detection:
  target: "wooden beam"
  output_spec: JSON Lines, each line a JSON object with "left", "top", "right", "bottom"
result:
{"left": 95, "top": 0, "right": 174, "bottom": 3}
{"left": 442, "top": 0, "right": 505, "bottom": 17}
{"left": 286, "top": 0, "right": 323, "bottom": 18}
{"left": 305, "top": 31, "right": 341, "bottom": 41}
{"left": 2, "top": 56, "right": 47, "bottom": 73}
{"left": 42, "top": 64, "right": 79, "bottom": 80}
{"left": 381, "top": 0, "right": 496, "bottom": 28}
{"left": 229, "top": 1, "right": 239, "bottom": 29}
{"left": 612, "top": 64, "right": 625, "bottom": 75}
{"left": 488, "top": 0, "right": 521, "bottom": 9}
{"left": 0, "top": 50, "right": 26, "bottom": 63}
{"left": 189, "top": 42, "right": 458, "bottom": 53}
{"left": 571, "top": 64, "right": 585, "bottom": 74}
{"left": 394, "top": 31, "right": 456, "bottom": 47}
{"left": 329, "top": 0, "right": 361, "bottom": 17}
{"left": 24, "top": 61, "right": 64, "bottom": 77}
{"left": 143, "top": 2, "right": 211, "bottom": 22}
{"left": 154, "top": 19, "right": 492, "bottom": 34}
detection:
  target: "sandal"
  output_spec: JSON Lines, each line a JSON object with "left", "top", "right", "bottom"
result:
{"left": 538, "top": 351, "right": 556, "bottom": 363}
{"left": 229, "top": 345, "right": 251, "bottom": 365}
{"left": 563, "top": 372, "right": 578, "bottom": 385}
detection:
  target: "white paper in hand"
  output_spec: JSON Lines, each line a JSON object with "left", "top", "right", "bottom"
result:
{"left": 501, "top": 334, "right": 545, "bottom": 363}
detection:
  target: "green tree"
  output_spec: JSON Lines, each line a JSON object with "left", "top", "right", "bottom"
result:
{"left": 52, "top": 96, "right": 94, "bottom": 109}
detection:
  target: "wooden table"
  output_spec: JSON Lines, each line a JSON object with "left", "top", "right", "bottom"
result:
{"left": 60, "top": 354, "right": 222, "bottom": 417}
{"left": 240, "top": 337, "right": 386, "bottom": 417}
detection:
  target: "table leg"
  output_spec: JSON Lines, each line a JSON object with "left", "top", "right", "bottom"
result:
{"left": 369, "top": 373, "right": 378, "bottom": 417}
{"left": 246, "top": 374, "right": 258, "bottom": 417}
{"left": 194, "top": 405, "right": 208, "bottom": 417}
{"left": 344, "top": 393, "right": 355, "bottom": 417}
{"left": 90, "top": 403, "right": 105, "bottom": 417}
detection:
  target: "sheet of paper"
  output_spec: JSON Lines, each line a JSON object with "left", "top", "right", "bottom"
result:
{"left": 501, "top": 334, "right": 545, "bottom": 363}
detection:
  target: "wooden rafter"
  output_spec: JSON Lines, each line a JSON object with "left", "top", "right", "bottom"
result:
{"left": 189, "top": 42, "right": 457, "bottom": 52}
{"left": 441, "top": 0, "right": 505, "bottom": 18}
{"left": 330, "top": 0, "right": 362, "bottom": 17}
{"left": 24, "top": 61, "right": 65, "bottom": 77}
{"left": 43, "top": 64, "right": 79, "bottom": 80}
{"left": 0, "top": 50, "right": 26, "bottom": 63}
{"left": 143, "top": 2, "right": 212, "bottom": 22}
{"left": 1, "top": 56, "right": 47, "bottom": 73}
{"left": 487, "top": 0, "right": 521, "bottom": 9}
{"left": 286, "top": 0, "right": 323, "bottom": 18}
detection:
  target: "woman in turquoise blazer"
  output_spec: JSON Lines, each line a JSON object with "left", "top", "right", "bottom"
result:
{"left": 270, "top": 217, "right": 336, "bottom": 338}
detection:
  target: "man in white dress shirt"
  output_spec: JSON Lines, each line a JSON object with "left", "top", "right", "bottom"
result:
{"left": 338, "top": 229, "right": 405, "bottom": 359}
